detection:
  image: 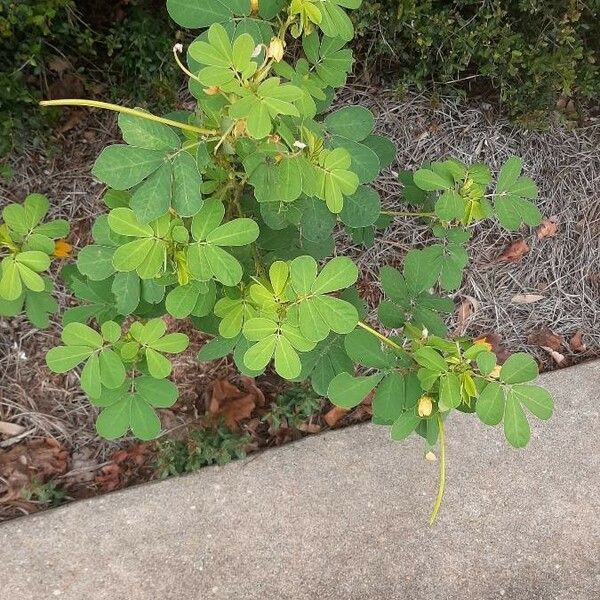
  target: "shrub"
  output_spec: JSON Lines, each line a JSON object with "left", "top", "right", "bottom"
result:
{"left": 0, "top": 0, "right": 554, "bottom": 522}
{"left": 0, "top": 0, "right": 177, "bottom": 156}
{"left": 353, "top": 0, "right": 600, "bottom": 123}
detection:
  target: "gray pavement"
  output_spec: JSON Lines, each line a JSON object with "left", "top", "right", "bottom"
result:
{"left": 1, "top": 361, "right": 599, "bottom": 600}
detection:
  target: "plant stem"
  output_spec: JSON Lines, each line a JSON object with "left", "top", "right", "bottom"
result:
{"left": 172, "top": 44, "right": 202, "bottom": 84}
{"left": 39, "top": 99, "right": 218, "bottom": 136}
{"left": 381, "top": 210, "right": 435, "bottom": 218}
{"left": 357, "top": 321, "right": 404, "bottom": 352}
{"left": 428, "top": 413, "right": 446, "bottom": 526}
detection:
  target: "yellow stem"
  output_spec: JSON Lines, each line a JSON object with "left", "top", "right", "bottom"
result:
{"left": 357, "top": 321, "right": 403, "bottom": 352}
{"left": 39, "top": 99, "right": 218, "bottom": 137}
{"left": 428, "top": 413, "right": 446, "bottom": 526}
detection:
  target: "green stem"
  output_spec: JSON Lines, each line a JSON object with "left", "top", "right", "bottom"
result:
{"left": 428, "top": 413, "right": 446, "bottom": 526}
{"left": 357, "top": 321, "right": 403, "bottom": 352}
{"left": 39, "top": 99, "right": 218, "bottom": 137}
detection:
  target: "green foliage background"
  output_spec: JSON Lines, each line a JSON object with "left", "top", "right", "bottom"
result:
{"left": 353, "top": 0, "right": 599, "bottom": 122}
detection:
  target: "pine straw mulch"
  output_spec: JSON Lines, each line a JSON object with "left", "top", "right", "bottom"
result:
{"left": 1, "top": 87, "right": 599, "bottom": 522}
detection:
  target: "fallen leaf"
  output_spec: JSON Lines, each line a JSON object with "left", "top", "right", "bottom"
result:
{"left": 541, "top": 346, "right": 566, "bottom": 365}
{"left": 0, "top": 438, "right": 68, "bottom": 501}
{"left": 0, "top": 421, "right": 26, "bottom": 437}
{"left": 570, "top": 330, "right": 587, "bottom": 353}
{"left": 296, "top": 422, "right": 321, "bottom": 434}
{"left": 527, "top": 327, "right": 564, "bottom": 351}
{"left": 208, "top": 379, "right": 258, "bottom": 429}
{"left": 479, "top": 332, "right": 511, "bottom": 364}
{"left": 537, "top": 218, "right": 558, "bottom": 239}
{"left": 95, "top": 464, "right": 121, "bottom": 493}
{"left": 497, "top": 239, "right": 529, "bottom": 262}
{"left": 57, "top": 109, "right": 84, "bottom": 134}
{"left": 455, "top": 295, "right": 479, "bottom": 335}
{"left": 511, "top": 294, "right": 545, "bottom": 304}
{"left": 323, "top": 406, "right": 349, "bottom": 428}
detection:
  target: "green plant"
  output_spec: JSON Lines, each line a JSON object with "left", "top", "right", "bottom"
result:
{"left": 353, "top": 0, "right": 600, "bottom": 123}
{"left": 17, "top": 0, "right": 553, "bottom": 522}
{"left": 22, "top": 479, "right": 67, "bottom": 507}
{"left": 155, "top": 424, "right": 250, "bottom": 477}
{"left": 263, "top": 383, "right": 323, "bottom": 429}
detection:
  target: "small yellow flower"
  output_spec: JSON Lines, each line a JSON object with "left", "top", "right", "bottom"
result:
{"left": 417, "top": 395, "right": 433, "bottom": 417}
{"left": 53, "top": 239, "right": 72, "bottom": 258}
{"left": 204, "top": 86, "right": 220, "bottom": 96}
{"left": 489, "top": 365, "right": 502, "bottom": 379}
{"left": 267, "top": 37, "right": 285, "bottom": 62}
{"left": 473, "top": 337, "right": 493, "bottom": 352}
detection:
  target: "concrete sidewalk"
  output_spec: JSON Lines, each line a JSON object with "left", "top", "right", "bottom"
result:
{"left": 1, "top": 361, "right": 599, "bottom": 600}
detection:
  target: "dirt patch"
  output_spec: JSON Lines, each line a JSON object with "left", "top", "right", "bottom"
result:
{"left": 1, "top": 88, "right": 599, "bottom": 521}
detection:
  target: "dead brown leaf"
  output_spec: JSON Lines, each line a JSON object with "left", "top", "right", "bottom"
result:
{"left": 208, "top": 379, "right": 258, "bottom": 429}
{"left": 497, "top": 239, "right": 529, "bottom": 262}
{"left": 57, "top": 109, "right": 84, "bottom": 134}
{"left": 95, "top": 464, "right": 121, "bottom": 493}
{"left": 537, "top": 218, "right": 558, "bottom": 239}
{"left": 296, "top": 422, "right": 321, "bottom": 434}
{"left": 511, "top": 294, "right": 545, "bottom": 304}
{"left": 527, "top": 327, "right": 564, "bottom": 351}
{"left": 479, "top": 332, "right": 511, "bottom": 364}
{"left": 570, "top": 329, "right": 587, "bottom": 353}
{"left": 47, "top": 55, "right": 72, "bottom": 77}
{"left": 323, "top": 406, "right": 349, "bottom": 428}
{"left": 455, "top": 295, "right": 479, "bottom": 335}
{"left": 0, "top": 438, "right": 68, "bottom": 501}
{"left": 0, "top": 421, "right": 26, "bottom": 437}
{"left": 541, "top": 346, "right": 566, "bottom": 365}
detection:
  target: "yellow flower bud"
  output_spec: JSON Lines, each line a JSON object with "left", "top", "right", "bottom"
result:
{"left": 53, "top": 239, "right": 72, "bottom": 258}
{"left": 250, "top": 0, "right": 259, "bottom": 15}
{"left": 233, "top": 119, "right": 247, "bottom": 137}
{"left": 203, "top": 86, "right": 220, "bottom": 96}
{"left": 267, "top": 37, "right": 285, "bottom": 62}
{"left": 489, "top": 365, "right": 502, "bottom": 379}
{"left": 417, "top": 395, "right": 433, "bottom": 417}
{"left": 474, "top": 337, "right": 493, "bottom": 352}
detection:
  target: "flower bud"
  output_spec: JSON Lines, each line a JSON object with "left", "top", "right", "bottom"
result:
{"left": 53, "top": 239, "right": 72, "bottom": 258}
{"left": 267, "top": 37, "right": 285, "bottom": 62}
{"left": 489, "top": 365, "right": 502, "bottom": 379}
{"left": 204, "top": 86, "right": 220, "bottom": 96}
{"left": 417, "top": 395, "right": 433, "bottom": 417}
{"left": 250, "top": 0, "right": 259, "bottom": 15}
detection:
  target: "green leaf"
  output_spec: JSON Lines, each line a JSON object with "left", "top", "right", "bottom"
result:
{"left": 96, "top": 396, "right": 131, "bottom": 440}
{"left": 149, "top": 333, "right": 189, "bottom": 353}
{"left": 0, "top": 261, "right": 22, "bottom": 301}
{"left": 500, "top": 352, "right": 538, "bottom": 384}
{"left": 325, "top": 106, "right": 374, "bottom": 141}
{"left": 206, "top": 218, "right": 259, "bottom": 246}
{"left": 504, "top": 392, "right": 530, "bottom": 448}
{"left": 112, "top": 272, "right": 141, "bottom": 315}
{"left": 274, "top": 336, "right": 301, "bottom": 379}
{"left": 413, "top": 347, "right": 447, "bottom": 372}
{"left": 46, "top": 346, "right": 94, "bottom": 373}
{"left": 77, "top": 245, "right": 116, "bottom": 281}
{"left": 112, "top": 238, "right": 155, "bottom": 272}
{"left": 145, "top": 347, "right": 172, "bottom": 379}
{"left": 166, "top": 283, "right": 200, "bottom": 318}
{"left": 191, "top": 199, "right": 225, "bottom": 241}
{"left": 62, "top": 322, "right": 104, "bottom": 348}
{"left": 312, "top": 295, "right": 358, "bottom": 334}
{"left": 99, "top": 348, "right": 127, "bottom": 389}
{"left": 290, "top": 255, "right": 317, "bottom": 295}
{"left": 362, "top": 135, "right": 396, "bottom": 169}
{"left": 92, "top": 145, "right": 166, "bottom": 190}
{"left": 15, "top": 251, "right": 50, "bottom": 272}
{"left": 435, "top": 190, "right": 464, "bottom": 221}
{"left": 244, "top": 334, "right": 277, "bottom": 370}
{"left": 339, "top": 186, "right": 381, "bottom": 228}
{"left": 136, "top": 376, "right": 179, "bottom": 408}
{"left": 312, "top": 256, "right": 358, "bottom": 294}
{"left": 390, "top": 411, "right": 421, "bottom": 441}
{"left": 496, "top": 156, "right": 522, "bottom": 195}
{"left": 118, "top": 112, "right": 180, "bottom": 151}
{"left": 372, "top": 372, "right": 406, "bottom": 424}
{"left": 438, "top": 373, "right": 461, "bottom": 411}
{"left": 204, "top": 245, "right": 243, "bottom": 286}
{"left": 81, "top": 354, "right": 101, "bottom": 399}
{"left": 172, "top": 152, "right": 204, "bottom": 217}
{"left": 130, "top": 161, "right": 173, "bottom": 223}
{"left": 413, "top": 168, "right": 452, "bottom": 191}
{"left": 476, "top": 351, "right": 497, "bottom": 376}
{"left": 327, "top": 372, "right": 383, "bottom": 409}
{"left": 130, "top": 395, "right": 162, "bottom": 440}
{"left": 510, "top": 384, "right": 553, "bottom": 420}
{"left": 101, "top": 321, "right": 121, "bottom": 343}
{"left": 108, "top": 208, "right": 153, "bottom": 238}
{"left": 243, "top": 317, "right": 278, "bottom": 341}
{"left": 166, "top": 0, "right": 242, "bottom": 29}
{"left": 476, "top": 381, "right": 505, "bottom": 426}
{"left": 344, "top": 327, "right": 395, "bottom": 369}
